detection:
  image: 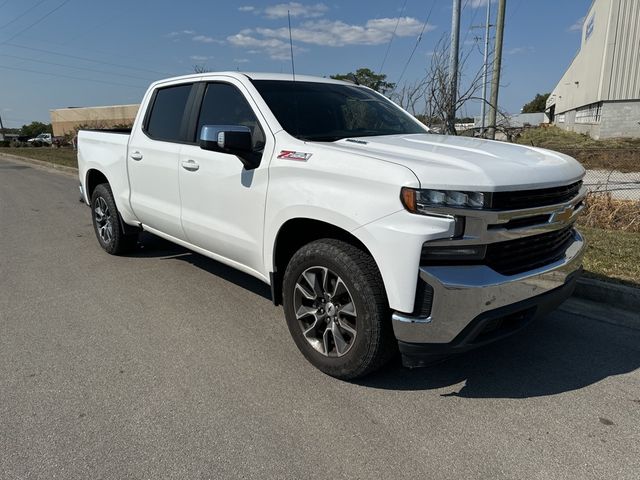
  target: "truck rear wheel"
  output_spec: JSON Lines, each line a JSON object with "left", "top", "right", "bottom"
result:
{"left": 282, "top": 239, "right": 395, "bottom": 380}
{"left": 90, "top": 183, "right": 137, "bottom": 255}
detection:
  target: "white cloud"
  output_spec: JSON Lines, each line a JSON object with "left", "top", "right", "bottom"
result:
{"left": 506, "top": 46, "right": 534, "bottom": 55}
{"left": 190, "top": 55, "right": 214, "bottom": 61}
{"left": 227, "top": 33, "right": 306, "bottom": 60}
{"left": 228, "top": 12, "right": 434, "bottom": 60}
{"left": 568, "top": 16, "right": 585, "bottom": 32}
{"left": 167, "top": 30, "right": 224, "bottom": 45}
{"left": 238, "top": 5, "right": 255, "bottom": 12}
{"left": 167, "top": 30, "right": 196, "bottom": 38}
{"left": 233, "top": 58, "right": 250, "bottom": 63}
{"left": 254, "top": 17, "right": 433, "bottom": 47}
{"left": 192, "top": 35, "right": 224, "bottom": 44}
{"left": 264, "top": 2, "right": 328, "bottom": 19}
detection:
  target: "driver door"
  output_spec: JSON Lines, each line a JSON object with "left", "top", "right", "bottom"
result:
{"left": 178, "top": 80, "right": 272, "bottom": 275}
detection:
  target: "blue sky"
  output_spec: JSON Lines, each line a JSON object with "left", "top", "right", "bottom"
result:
{"left": 0, "top": 0, "right": 591, "bottom": 128}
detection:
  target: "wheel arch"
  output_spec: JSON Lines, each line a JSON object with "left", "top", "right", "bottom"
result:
{"left": 85, "top": 169, "right": 140, "bottom": 236}
{"left": 270, "top": 217, "right": 384, "bottom": 306}
{"left": 85, "top": 168, "right": 109, "bottom": 200}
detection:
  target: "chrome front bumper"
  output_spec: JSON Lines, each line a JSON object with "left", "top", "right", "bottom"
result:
{"left": 392, "top": 229, "right": 585, "bottom": 344}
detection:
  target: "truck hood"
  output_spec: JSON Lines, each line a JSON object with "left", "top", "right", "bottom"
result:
{"left": 323, "top": 134, "right": 585, "bottom": 191}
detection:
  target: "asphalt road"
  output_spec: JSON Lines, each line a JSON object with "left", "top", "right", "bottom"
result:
{"left": 1, "top": 157, "right": 639, "bottom": 480}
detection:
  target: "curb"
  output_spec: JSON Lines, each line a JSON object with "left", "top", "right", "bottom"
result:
{"left": 0, "top": 152, "right": 78, "bottom": 175}
{"left": 573, "top": 277, "right": 640, "bottom": 312}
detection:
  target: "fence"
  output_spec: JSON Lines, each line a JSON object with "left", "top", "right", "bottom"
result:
{"left": 583, "top": 169, "right": 640, "bottom": 202}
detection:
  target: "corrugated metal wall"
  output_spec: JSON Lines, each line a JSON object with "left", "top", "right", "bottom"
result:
{"left": 608, "top": 0, "right": 640, "bottom": 100}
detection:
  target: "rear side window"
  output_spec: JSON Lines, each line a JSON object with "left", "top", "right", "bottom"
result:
{"left": 146, "top": 84, "right": 192, "bottom": 142}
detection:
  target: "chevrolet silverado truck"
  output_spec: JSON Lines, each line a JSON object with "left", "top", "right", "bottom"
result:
{"left": 77, "top": 72, "right": 586, "bottom": 379}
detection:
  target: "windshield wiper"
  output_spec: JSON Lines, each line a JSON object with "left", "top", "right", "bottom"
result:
{"left": 298, "top": 135, "right": 345, "bottom": 142}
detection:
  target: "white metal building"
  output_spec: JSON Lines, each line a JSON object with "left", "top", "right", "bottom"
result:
{"left": 546, "top": 0, "right": 640, "bottom": 139}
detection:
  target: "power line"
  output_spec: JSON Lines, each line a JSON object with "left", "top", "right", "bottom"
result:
{"left": 0, "top": 64, "right": 146, "bottom": 89}
{"left": 0, "top": 0, "right": 48, "bottom": 30}
{"left": 395, "top": 0, "right": 436, "bottom": 87}
{"left": 0, "top": 53, "right": 154, "bottom": 81}
{"left": 9, "top": 8, "right": 132, "bottom": 72}
{"left": 4, "top": 42, "right": 172, "bottom": 76}
{"left": 378, "top": 0, "right": 408, "bottom": 73}
{"left": 0, "top": 0, "right": 73, "bottom": 45}
{"left": 461, "top": 0, "right": 481, "bottom": 47}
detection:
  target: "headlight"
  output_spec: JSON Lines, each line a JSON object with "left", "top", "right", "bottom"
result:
{"left": 401, "top": 187, "right": 489, "bottom": 213}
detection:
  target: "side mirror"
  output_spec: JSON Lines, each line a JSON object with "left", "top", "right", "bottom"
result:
{"left": 199, "top": 125, "right": 260, "bottom": 170}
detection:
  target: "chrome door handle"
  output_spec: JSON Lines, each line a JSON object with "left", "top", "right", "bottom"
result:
{"left": 181, "top": 159, "right": 200, "bottom": 172}
{"left": 130, "top": 151, "right": 143, "bottom": 161}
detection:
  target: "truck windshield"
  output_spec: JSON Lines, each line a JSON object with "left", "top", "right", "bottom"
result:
{"left": 252, "top": 80, "right": 427, "bottom": 142}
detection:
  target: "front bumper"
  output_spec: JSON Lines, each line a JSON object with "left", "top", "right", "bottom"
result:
{"left": 391, "top": 229, "right": 585, "bottom": 348}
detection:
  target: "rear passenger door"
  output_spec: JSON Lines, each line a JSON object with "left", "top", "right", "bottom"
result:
{"left": 128, "top": 82, "right": 195, "bottom": 240}
{"left": 178, "top": 79, "right": 273, "bottom": 275}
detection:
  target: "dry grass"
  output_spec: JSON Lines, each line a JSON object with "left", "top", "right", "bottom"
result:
{"left": 577, "top": 193, "right": 640, "bottom": 233}
{"left": 577, "top": 194, "right": 640, "bottom": 286}
{"left": 516, "top": 126, "right": 640, "bottom": 173}
{"left": 0, "top": 147, "right": 77, "bottom": 168}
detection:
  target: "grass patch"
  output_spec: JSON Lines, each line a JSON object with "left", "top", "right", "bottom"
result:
{"left": 0, "top": 147, "right": 77, "bottom": 168}
{"left": 578, "top": 193, "right": 640, "bottom": 232}
{"left": 517, "top": 125, "right": 640, "bottom": 150}
{"left": 579, "top": 226, "right": 640, "bottom": 287}
{"left": 516, "top": 126, "right": 640, "bottom": 172}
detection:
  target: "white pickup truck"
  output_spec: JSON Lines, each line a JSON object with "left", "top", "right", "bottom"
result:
{"left": 78, "top": 72, "right": 586, "bottom": 379}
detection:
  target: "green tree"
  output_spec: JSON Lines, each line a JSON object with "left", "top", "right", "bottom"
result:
{"left": 331, "top": 68, "right": 395, "bottom": 93}
{"left": 522, "top": 93, "right": 550, "bottom": 113}
{"left": 20, "top": 121, "right": 52, "bottom": 138}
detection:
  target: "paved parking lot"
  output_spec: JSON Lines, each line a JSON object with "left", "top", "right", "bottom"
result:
{"left": 1, "top": 157, "right": 639, "bottom": 479}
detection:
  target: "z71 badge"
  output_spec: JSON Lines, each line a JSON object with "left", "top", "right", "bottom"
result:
{"left": 277, "top": 150, "right": 313, "bottom": 161}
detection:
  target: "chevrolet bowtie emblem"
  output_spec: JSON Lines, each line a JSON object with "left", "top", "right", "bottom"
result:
{"left": 555, "top": 206, "right": 574, "bottom": 223}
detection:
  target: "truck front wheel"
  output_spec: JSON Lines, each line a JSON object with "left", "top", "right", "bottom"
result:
{"left": 282, "top": 239, "right": 395, "bottom": 380}
{"left": 90, "top": 183, "right": 137, "bottom": 255}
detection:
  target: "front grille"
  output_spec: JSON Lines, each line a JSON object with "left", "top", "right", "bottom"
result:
{"left": 491, "top": 181, "right": 582, "bottom": 210}
{"left": 486, "top": 226, "right": 575, "bottom": 275}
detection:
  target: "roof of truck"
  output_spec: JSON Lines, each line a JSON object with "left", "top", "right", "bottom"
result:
{"left": 151, "top": 71, "right": 353, "bottom": 87}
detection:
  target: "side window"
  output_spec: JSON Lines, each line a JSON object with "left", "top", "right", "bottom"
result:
{"left": 145, "top": 83, "right": 192, "bottom": 142}
{"left": 197, "top": 83, "right": 265, "bottom": 151}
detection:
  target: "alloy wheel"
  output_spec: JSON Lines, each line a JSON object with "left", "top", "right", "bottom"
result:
{"left": 293, "top": 266, "right": 358, "bottom": 357}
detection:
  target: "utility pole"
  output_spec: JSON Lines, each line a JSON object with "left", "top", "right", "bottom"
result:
{"left": 487, "top": 0, "right": 506, "bottom": 140}
{"left": 480, "top": 0, "right": 492, "bottom": 136}
{"left": 447, "top": 0, "right": 461, "bottom": 135}
{"left": 0, "top": 113, "right": 5, "bottom": 141}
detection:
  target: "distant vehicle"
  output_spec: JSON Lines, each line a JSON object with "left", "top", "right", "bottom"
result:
{"left": 27, "top": 133, "right": 52, "bottom": 145}
{"left": 77, "top": 72, "right": 586, "bottom": 379}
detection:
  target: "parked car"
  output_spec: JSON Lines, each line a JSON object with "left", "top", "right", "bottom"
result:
{"left": 27, "top": 133, "right": 52, "bottom": 146}
{"left": 77, "top": 72, "right": 586, "bottom": 379}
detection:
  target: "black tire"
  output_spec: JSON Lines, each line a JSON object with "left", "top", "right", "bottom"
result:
{"left": 90, "top": 183, "right": 137, "bottom": 255}
{"left": 283, "top": 239, "right": 395, "bottom": 380}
